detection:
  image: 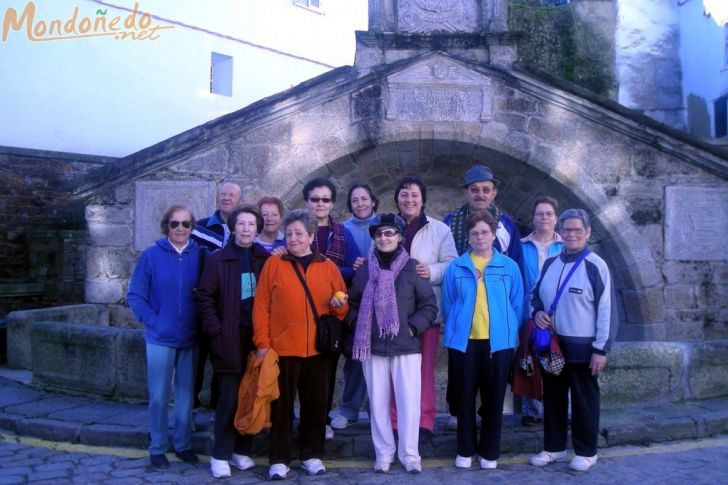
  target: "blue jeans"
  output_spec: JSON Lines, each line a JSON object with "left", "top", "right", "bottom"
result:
{"left": 146, "top": 342, "right": 198, "bottom": 455}
{"left": 522, "top": 397, "right": 543, "bottom": 419}
{"left": 336, "top": 357, "right": 367, "bottom": 421}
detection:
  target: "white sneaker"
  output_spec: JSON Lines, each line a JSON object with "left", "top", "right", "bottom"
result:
{"left": 454, "top": 455, "right": 472, "bottom": 469}
{"left": 404, "top": 461, "right": 421, "bottom": 474}
{"left": 373, "top": 461, "right": 391, "bottom": 473}
{"left": 210, "top": 457, "right": 231, "bottom": 478}
{"left": 325, "top": 424, "right": 335, "bottom": 440}
{"left": 478, "top": 457, "right": 497, "bottom": 469}
{"left": 229, "top": 453, "right": 255, "bottom": 471}
{"left": 569, "top": 454, "right": 598, "bottom": 471}
{"left": 330, "top": 414, "right": 355, "bottom": 429}
{"left": 300, "top": 458, "right": 326, "bottom": 475}
{"left": 268, "top": 463, "right": 290, "bottom": 480}
{"left": 529, "top": 450, "right": 568, "bottom": 467}
{"left": 447, "top": 415, "right": 458, "bottom": 431}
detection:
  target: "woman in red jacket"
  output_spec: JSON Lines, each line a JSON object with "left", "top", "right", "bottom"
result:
{"left": 197, "top": 204, "right": 270, "bottom": 479}
{"left": 253, "top": 209, "right": 348, "bottom": 480}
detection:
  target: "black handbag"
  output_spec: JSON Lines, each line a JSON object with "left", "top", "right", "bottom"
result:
{"left": 289, "top": 261, "right": 343, "bottom": 354}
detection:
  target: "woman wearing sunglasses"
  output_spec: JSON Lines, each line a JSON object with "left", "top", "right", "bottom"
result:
{"left": 302, "top": 177, "right": 358, "bottom": 440}
{"left": 347, "top": 213, "right": 437, "bottom": 474}
{"left": 127, "top": 205, "right": 203, "bottom": 469}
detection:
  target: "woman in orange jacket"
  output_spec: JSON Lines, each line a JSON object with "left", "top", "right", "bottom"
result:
{"left": 253, "top": 209, "right": 348, "bottom": 480}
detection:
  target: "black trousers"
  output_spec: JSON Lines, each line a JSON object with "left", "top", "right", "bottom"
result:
{"left": 212, "top": 327, "right": 254, "bottom": 460}
{"left": 195, "top": 339, "right": 219, "bottom": 409}
{"left": 446, "top": 350, "right": 458, "bottom": 416}
{"left": 269, "top": 354, "right": 329, "bottom": 465}
{"left": 325, "top": 352, "right": 340, "bottom": 424}
{"left": 543, "top": 362, "right": 600, "bottom": 457}
{"left": 450, "top": 340, "right": 513, "bottom": 460}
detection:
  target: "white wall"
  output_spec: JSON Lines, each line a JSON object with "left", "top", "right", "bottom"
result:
{"left": 615, "top": 0, "right": 685, "bottom": 130}
{"left": 679, "top": 0, "right": 728, "bottom": 138}
{"left": 0, "top": 0, "right": 368, "bottom": 156}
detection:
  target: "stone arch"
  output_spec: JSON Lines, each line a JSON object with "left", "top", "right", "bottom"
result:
{"left": 278, "top": 137, "right": 659, "bottom": 340}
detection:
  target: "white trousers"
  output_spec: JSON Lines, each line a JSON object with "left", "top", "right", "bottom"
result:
{"left": 362, "top": 353, "right": 422, "bottom": 467}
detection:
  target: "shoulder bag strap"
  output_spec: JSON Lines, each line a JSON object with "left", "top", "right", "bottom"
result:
{"left": 289, "top": 260, "right": 321, "bottom": 323}
{"left": 547, "top": 248, "right": 591, "bottom": 317}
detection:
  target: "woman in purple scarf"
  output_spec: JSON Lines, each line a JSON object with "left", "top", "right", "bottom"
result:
{"left": 347, "top": 213, "right": 437, "bottom": 474}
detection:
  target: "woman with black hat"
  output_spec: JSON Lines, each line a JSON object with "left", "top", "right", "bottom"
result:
{"left": 347, "top": 213, "right": 438, "bottom": 474}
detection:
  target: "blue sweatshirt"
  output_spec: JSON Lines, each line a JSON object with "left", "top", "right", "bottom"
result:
{"left": 127, "top": 238, "right": 200, "bottom": 348}
{"left": 343, "top": 214, "right": 377, "bottom": 257}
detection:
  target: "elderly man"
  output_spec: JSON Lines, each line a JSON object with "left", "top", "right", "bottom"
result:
{"left": 192, "top": 182, "right": 243, "bottom": 251}
{"left": 443, "top": 165, "right": 523, "bottom": 429}
{"left": 444, "top": 165, "right": 522, "bottom": 263}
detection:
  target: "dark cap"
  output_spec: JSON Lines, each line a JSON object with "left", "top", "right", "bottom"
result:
{"left": 461, "top": 165, "right": 494, "bottom": 187}
{"left": 368, "top": 213, "right": 406, "bottom": 238}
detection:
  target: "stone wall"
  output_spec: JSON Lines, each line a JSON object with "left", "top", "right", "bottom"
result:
{"left": 0, "top": 147, "right": 113, "bottom": 318}
{"left": 509, "top": 0, "right": 617, "bottom": 99}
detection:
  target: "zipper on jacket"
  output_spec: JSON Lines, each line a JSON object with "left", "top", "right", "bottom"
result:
{"left": 302, "top": 261, "right": 311, "bottom": 358}
{"left": 178, "top": 253, "right": 183, "bottom": 317}
{"left": 502, "top": 275, "right": 510, "bottom": 349}
{"left": 483, "top": 273, "right": 492, "bottom": 359}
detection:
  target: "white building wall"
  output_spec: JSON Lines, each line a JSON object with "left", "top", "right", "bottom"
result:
{"left": 679, "top": 0, "right": 728, "bottom": 138}
{"left": 0, "top": 0, "right": 367, "bottom": 156}
{"left": 615, "top": 0, "right": 685, "bottom": 130}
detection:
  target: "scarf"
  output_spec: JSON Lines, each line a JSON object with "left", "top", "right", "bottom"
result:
{"left": 352, "top": 247, "right": 410, "bottom": 361}
{"left": 312, "top": 215, "right": 346, "bottom": 265}
{"left": 450, "top": 203, "right": 503, "bottom": 255}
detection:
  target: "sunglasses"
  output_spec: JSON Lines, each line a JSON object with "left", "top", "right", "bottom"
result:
{"left": 308, "top": 197, "right": 332, "bottom": 204}
{"left": 169, "top": 220, "right": 192, "bottom": 229}
{"left": 374, "top": 229, "right": 399, "bottom": 239}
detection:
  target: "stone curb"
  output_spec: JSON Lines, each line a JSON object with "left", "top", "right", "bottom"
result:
{"left": 2, "top": 376, "right": 728, "bottom": 458}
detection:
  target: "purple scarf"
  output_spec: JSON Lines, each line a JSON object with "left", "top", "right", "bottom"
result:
{"left": 352, "top": 247, "right": 409, "bottom": 361}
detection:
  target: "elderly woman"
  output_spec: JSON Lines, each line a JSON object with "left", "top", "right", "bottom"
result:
{"left": 529, "top": 209, "right": 617, "bottom": 472}
{"left": 442, "top": 210, "right": 523, "bottom": 470}
{"left": 255, "top": 196, "right": 285, "bottom": 253}
{"left": 391, "top": 175, "right": 458, "bottom": 437}
{"left": 197, "top": 205, "right": 270, "bottom": 478}
{"left": 302, "top": 177, "right": 358, "bottom": 440}
{"left": 348, "top": 213, "right": 437, "bottom": 474}
{"left": 253, "top": 209, "right": 349, "bottom": 480}
{"left": 127, "top": 205, "right": 202, "bottom": 469}
{"left": 519, "top": 196, "right": 564, "bottom": 426}
{"left": 330, "top": 181, "right": 380, "bottom": 431}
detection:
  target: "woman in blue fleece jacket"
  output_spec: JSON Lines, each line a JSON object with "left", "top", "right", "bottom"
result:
{"left": 127, "top": 205, "right": 202, "bottom": 469}
{"left": 442, "top": 210, "right": 523, "bottom": 471}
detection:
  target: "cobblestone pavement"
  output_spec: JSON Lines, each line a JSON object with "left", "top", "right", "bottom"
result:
{"left": 1, "top": 431, "right": 728, "bottom": 484}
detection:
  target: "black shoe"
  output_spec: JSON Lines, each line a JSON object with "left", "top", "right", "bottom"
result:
{"left": 150, "top": 454, "right": 169, "bottom": 469}
{"left": 521, "top": 416, "right": 542, "bottom": 427}
{"left": 175, "top": 449, "right": 199, "bottom": 464}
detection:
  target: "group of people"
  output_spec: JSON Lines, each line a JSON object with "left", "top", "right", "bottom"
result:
{"left": 127, "top": 164, "right": 617, "bottom": 479}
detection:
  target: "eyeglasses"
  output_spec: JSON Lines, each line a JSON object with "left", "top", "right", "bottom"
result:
{"left": 169, "top": 220, "right": 192, "bottom": 229}
{"left": 374, "top": 229, "right": 399, "bottom": 239}
{"left": 469, "top": 230, "right": 492, "bottom": 238}
{"left": 308, "top": 197, "right": 332, "bottom": 204}
{"left": 561, "top": 227, "right": 585, "bottom": 235}
{"left": 535, "top": 211, "right": 555, "bottom": 218}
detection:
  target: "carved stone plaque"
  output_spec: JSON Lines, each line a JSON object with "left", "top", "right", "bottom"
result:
{"left": 397, "top": 0, "right": 479, "bottom": 33}
{"left": 665, "top": 186, "right": 728, "bottom": 261}
{"left": 386, "top": 55, "right": 493, "bottom": 122}
{"left": 134, "top": 181, "right": 216, "bottom": 251}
